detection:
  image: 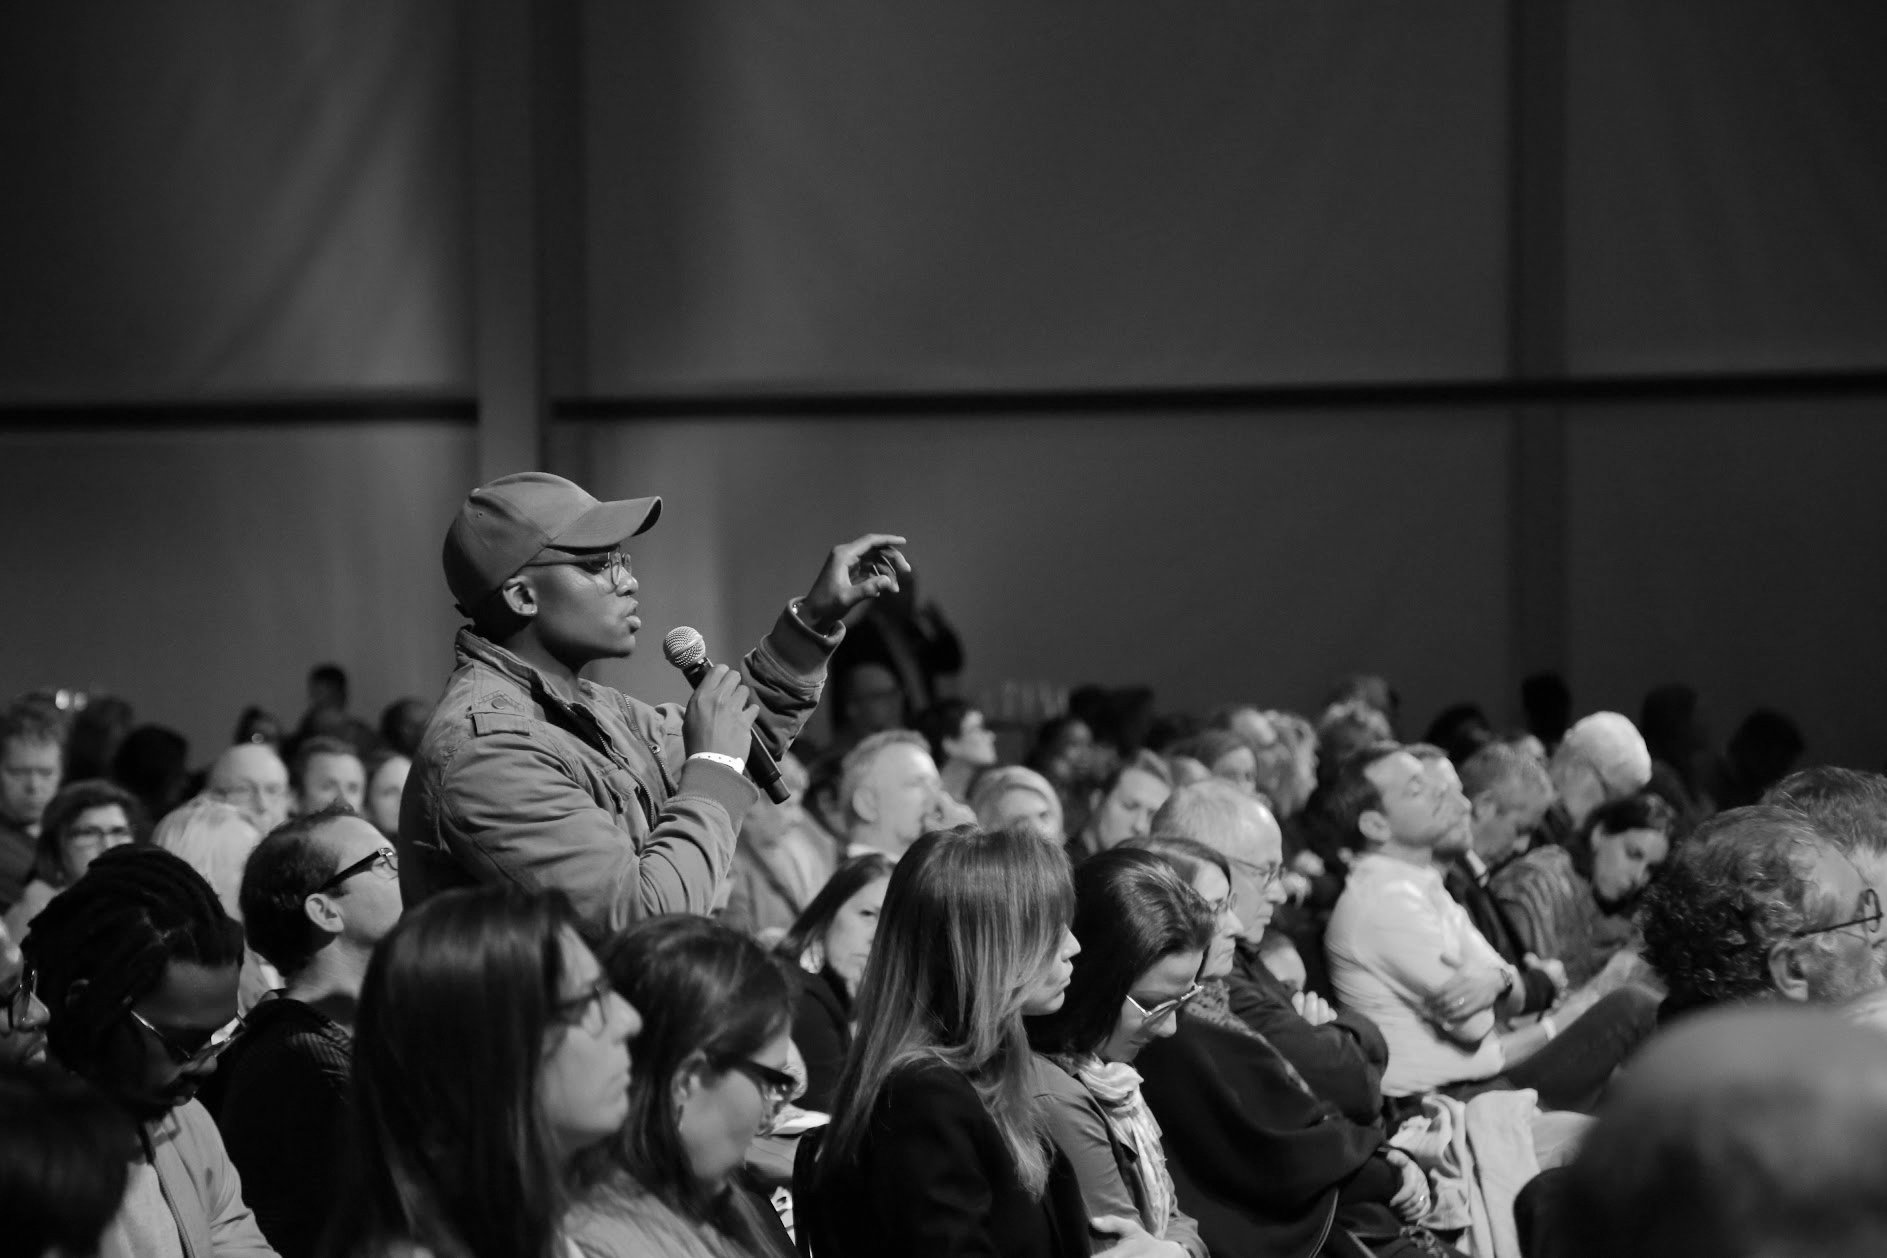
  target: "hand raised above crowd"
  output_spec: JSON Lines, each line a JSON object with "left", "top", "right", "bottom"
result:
{"left": 797, "top": 534, "right": 911, "bottom": 634}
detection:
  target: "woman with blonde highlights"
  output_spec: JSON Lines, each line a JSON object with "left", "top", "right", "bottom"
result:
{"left": 800, "top": 825, "right": 1163, "bottom": 1256}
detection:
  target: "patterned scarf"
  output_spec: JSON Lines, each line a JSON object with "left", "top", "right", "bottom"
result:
{"left": 1055, "top": 1053, "right": 1178, "bottom": 1238}
{"left": 1186, "top": 978, "right": 1318, "bottom": 1097}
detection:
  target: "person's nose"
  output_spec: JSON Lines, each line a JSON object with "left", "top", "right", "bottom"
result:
{"left": 1225, "top": 908, "right": 1246, "bottom": 937}
{"left": 1062, "top": 928, "right": 1081, "bottom": 962}
{"left": 610, "top": 993, "right": 642, "bottom": 1045}
{"left": 20, "top": 992, "right": 50, "bottom": 1032}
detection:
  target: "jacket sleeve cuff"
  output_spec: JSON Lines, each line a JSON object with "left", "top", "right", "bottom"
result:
{"left": 676, "top": 755, "right": 760, "bottom": 820}
{"left": 755, "top": 599, "right": 845, "bottom": 680}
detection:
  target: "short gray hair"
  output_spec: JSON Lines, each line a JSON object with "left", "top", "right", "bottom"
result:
{"left": 839, "top": 730, "right": 930, "bottom": 825}
{"left": 1150, "top": 778, "right": 1272, "bottom": 859}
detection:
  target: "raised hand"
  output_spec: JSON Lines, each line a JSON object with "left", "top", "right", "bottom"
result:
{"left": 798, "top": 534, "right": 911, "bottom": 633}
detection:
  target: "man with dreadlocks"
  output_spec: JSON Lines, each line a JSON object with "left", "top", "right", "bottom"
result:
{"left": 21, "top": 844, "right": 276, "bottom": 1256}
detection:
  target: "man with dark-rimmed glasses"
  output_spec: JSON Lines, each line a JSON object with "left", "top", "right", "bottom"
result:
{"left": 19, "top": 844, "right": 274, "bottom": 1255}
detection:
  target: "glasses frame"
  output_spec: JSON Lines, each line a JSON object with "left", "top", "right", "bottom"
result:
{"left": 127, "top": 1006, "right": 244, "bottom": 1069}
{"left": 524, "top": 549, "right": 633, "bottom": 587}
{"left": 1228, "top": 856, "right": 1285, "bottom": 891}
{"left": 1126, "top": 981, "right": 1206, "bottom": 1025}
{"left": 4, "top": 963, "right": 37, "bottom": 1031}
{"left": 1792, "top": 887, "right": 1884, "bottom": 941}
{"left": 553, "top": 976, "right": 617, "bottom": 1038}
{"left": 315, "top": 847, "right": 399, "bottom": 896}
{"left": 726, "top": 1057, "right": 798, "bottom": 1114}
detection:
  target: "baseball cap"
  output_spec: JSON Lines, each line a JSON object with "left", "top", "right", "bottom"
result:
{"left": 442, "top": 472, "right": 661, "bottom": 612}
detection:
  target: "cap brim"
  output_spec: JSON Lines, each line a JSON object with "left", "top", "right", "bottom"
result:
{"left": 550, "top": 495, "right": 662, "bottom": 550}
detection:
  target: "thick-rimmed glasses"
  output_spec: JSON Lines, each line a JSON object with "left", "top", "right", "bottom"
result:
{"left": 127, "top": 1007, "right": 244, "bottom": 1069}
{"left": 727, "top": 1058, "right": 798, "bottom": 1116}
{"left": 1127, "top": 981, "right": 1206, "bottom": 1025}
{"left": 315, "top": 848, "right": 398, "bottom": 896}
{"left": 525, "top": 549, "right": 632, "bottom": 587}
{"left": 554, "top": 977, "right": 618, "bottom": 1037}
{"left": 4, "top": 963, "right": 38, "bottom": 1030}
{"left": 1793, "top": 888, "right": 1883, "bottom": 941}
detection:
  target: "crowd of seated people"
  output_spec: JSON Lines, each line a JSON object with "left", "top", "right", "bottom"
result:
{"left": 7, "top": 477, "right": 1886, "bottom": 1258}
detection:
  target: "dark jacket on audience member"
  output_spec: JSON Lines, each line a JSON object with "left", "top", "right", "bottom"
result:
{"left": 1442, "top": 857, "right": 1558, "bottom": 1015}
{"left": 787, "top": 964, "right": 852, "bottom": 1114}
{"left": 200, "top": 995, "right": 351, "bottom": 1258}
{"left": 0, "top": 815, "right": 34, "bottom": 911}
{"left": 399, "top": 609, "right": 838, "bottom": 933}
{"left": 797, "top": 1061, "right": 1090, "bottom": 1258}
{"left": 1228, "top": 942, "right": 1388, "bottom": 1126}
{"left": 1137, "top": 1010, "right": 1399, "bottom": 1258}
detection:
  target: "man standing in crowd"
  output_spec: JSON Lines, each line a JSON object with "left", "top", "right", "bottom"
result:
{"left": 840, "top": 729, "right": 948, "bottom": 861}
{"left": 204, "top": 803, "right": 402, "bottom": 1258}
{"left": 290, "top": 735, "right": 365, "bottom": 817}
{"left": 204, "top": 742, "right": 293, "bottom": 837}
{"left": 0, "top": 700, "right": 63, "bottom": 911}
{"left": 400, "top": 471, "right": 907, "bottom": 930}
{"left": 1537, "top": 712, "right": 1652, "bottom": 849}
{"left": 21, "top": 846, "right": 274, "bottom": 1256}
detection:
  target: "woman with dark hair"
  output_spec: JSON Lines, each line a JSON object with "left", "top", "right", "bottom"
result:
{"left": 0, "top": 1059, "right": 136, "bottom": 1258}
{"left": 774, "top": 853, "right": 893, "bottom": 1111}
{"left": 326, "top": 887, "right": 640, "bottom": 1258}
{"left": 1027, "top": 849, "right": 1215, "bottom": 1257}
{"left": 4, "top": 778, "right": 148, "bottom": 939}
{"left": 916, "top": 699, "right": 998, "bottom": 805}
{"left": 574, "top": 915, "right": 798, "bottom": 1257}
{"left": 1131, "top": 841, "right": 1440, "bottom": 1258}
{"left": 800, "top": 825, "right": 1155, "bottom": 1257}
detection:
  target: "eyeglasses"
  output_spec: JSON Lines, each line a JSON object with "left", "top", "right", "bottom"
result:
{"left": 1127, "top": 981, "right": 1206, "bottom": 1025}
{"left": 726, "top": 1058, "right": 798, "bottom": 1115}
{"left": 1229, "top": 857, "right": 1284, "bottom": 890}
{"left": 526, "top": 549, "right": 633, "bottom": 586}
{"left": 4, "top": 964, "right": 38, "bottom": 1031}
{"left": 1204, "top": 886, "right": 1241, "bottom": 918}
{"left": 1793, "top": 888, "right": 1884, "bottom": 941}
{"left": 314, "top": 847, "right": 398, "bottom": 896}
{"left": 127, "top": 1007, "right": 244, "bottom": 1069}
{"left": 554, "top": 977, "right": 618, "bottom": 1037}
{"left": 68, "top": 824, "right": 134, "bottom": 845}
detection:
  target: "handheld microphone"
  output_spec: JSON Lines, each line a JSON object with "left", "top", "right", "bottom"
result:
{"left": 662, "top": 626, "right": 791, "bottom": 805}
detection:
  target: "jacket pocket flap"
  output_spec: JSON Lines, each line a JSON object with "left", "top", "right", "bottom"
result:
{"left": 470, "top": 710, "right": 537, "bottom": 738}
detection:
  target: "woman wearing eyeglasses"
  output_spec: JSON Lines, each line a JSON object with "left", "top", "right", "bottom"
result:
{"left": 1026, "top": 848, "right": 1216, "bottom": 1258}
{"left": 1130, "top": 840, "right": 1446, "bottom": 1258}
{"left": 572, "top": 915, "right": 797, "bottom": 1258}
{"left": 328, "top": 886, "right": 641, "bottom": 1258}
{"left": 2, "top": 778, "right": 147, "bottom": 940}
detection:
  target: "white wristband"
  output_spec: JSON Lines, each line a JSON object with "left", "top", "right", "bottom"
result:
{"left": 689, "top": 751, "right": 746, "bottom": 775}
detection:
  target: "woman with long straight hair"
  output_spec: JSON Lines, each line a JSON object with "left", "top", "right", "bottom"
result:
{"left": 1027, "top": 849, "right": 1216, "bottom": 1258}
{"left": 799, "top": 824, "right": 1147, "bottom": 1257}
{"left": 325, "top": 887, "right": 640, "bottom": 1258}
{"left": 572, "top": 915, "right": 797, "bottom": 1257}
{"left": 774, "top": 852, "right": 893, "bottom": 1111}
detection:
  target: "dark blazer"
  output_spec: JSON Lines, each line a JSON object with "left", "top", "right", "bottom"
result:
{"left": 1228, "top": 944, "right": 1388, "bottom": 1126}
{"left": 788, "top": 964, "right": 852, "bottom": 1113}
{"left": 1441, "top": 856, "right": 1557, "bottom": 1014}
{"left": 1137, "top": 1012, "right": 1398, "bottom": 1258}
{"left": 797, "top": 1060, "right": 1090, "bottom": 1258}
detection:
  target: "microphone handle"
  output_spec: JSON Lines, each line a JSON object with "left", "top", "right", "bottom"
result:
{"left": 681, "top": 654, "right": 792, "bottom": 805}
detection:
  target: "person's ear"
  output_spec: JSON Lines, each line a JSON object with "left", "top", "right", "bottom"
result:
{"left": 852, "top": 784, "right": 881, "bottom": 824}
{"left": 500, "top": 575, "right": 539, "bottom": 619}
{"left": 1358, "top": 808, "right": 1392, "bottom": 846}
{"left": 671, "top": 1050, "right": 710, "bottom": 1114}
{"left": 1767, "top": 938, "right": 1814, "bottom": 1002}
{"left": 302, "top": 891, "right": 346, "bottom": 936}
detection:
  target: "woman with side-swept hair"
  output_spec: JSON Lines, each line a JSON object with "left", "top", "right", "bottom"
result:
{"left": 800, "top": 825, "right": 1138, "bottom": 1257}
{"left": 324, "top": 888, "right": 640, "bottom": 1258}
{"left": 775, "top": 852, "right": 893, "bottom": 1111}
{"left": 1027, "top": 849, "right": 1215, "bottom": 1258}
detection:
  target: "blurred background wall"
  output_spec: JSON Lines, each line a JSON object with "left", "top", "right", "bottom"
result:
{"left": 2, "top": 2, "right": 1884, "bottom": 765}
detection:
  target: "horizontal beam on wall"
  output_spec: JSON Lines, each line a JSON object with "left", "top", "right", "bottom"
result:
{"left": 0, "top": 396, "right": 477, "bottom": 429}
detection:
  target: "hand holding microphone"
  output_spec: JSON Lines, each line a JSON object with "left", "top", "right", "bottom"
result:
{"left": 665, "top": 627, "right": 790, "bottom": 804}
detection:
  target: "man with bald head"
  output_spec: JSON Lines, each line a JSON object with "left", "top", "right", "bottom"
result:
{"left": 1554, "top": 1007, "right": 1887, "bottom": 1257}
{"left": 1537, "top": 712, "right": 1652, "bottom": 849}
{"left": 1152, "top": 778, "right": 1388, "bottom": 1125}
{"left": 204, "top": 743, "right": 292, "bottom": 836}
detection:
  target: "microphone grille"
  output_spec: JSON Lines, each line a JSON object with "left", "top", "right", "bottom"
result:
{"left": 662, "top": 626, "right": 707, "bottom": 670}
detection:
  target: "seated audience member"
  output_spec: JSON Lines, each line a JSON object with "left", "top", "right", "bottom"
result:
{"left": 775, "top": 853, "right": 892, "bottom": 1111}
{"left": 1145, "top": 782, "right": 1387, "bottom": 1125}
{"left": 1027, "top": 849, "right": 1216, "bottom": 1257}
{"left": 1073, "top": 752, "right": 1174, "bottom": 860}
{"left": 64, "top": 694, "right": 135, "bottom": 784}
{"left": 1536, "top": 712, "right": 1652, "bottom": 851}
{"left": 831, "top": 662, "right": 909, "bottom": 750}
{"left": 1493, "top": 792, "right": 1674, "bottom": 986}
{"left": 1326, "top": 674, "right": 1399, "bottom": 736}
{"left": 917, "top": 698, "right": 999, "bottom": 806}
{"left": 973, "top": 765, "right": 1067, "bottom": 844}
{"left": 577, "top": 915, "right": 799, "bottom": 1257}
{"left": 1763, "top": 766, "right": 1887, "bottom": 930}
{"left": 1706, "top": 708, "right": 1806, "bottom": 811}
{"left": 4, "top": 779, "right": 148, "bottom": 939}
{"left": 291, "top": 735, "right": 365, "bottom": 816}
{"left": 290, "top": 663, "right": 379, "bottom": 761}
{"left": 0, "top": 700, "right": 64, "bottom": 911}
{"left": 2, "top": 923, "right": 52, "bottom": 1065}
{"left": 1325, "top": 746, "right": 1656, "bottom": 1112}
{"left": 1555, "top": 1007, "right": 1887, "bottom": 1258}
{"left": 360, "top": 749, "right": 410, "bottom": 838}
{"left": 839, "top": 730, "right": 947, "bottom": 861}
{"left": 1445, "top": 745, "right": 1565, "bottom": 1015}
{"left": 1637, "top": 804, "right": 1884, "bottom": 1024}
{"left": 377, "top": 697, "right": 430, "bottom": 760}
{"left": 1169, "top": 730, "right": 1259, "bottom": 797}
{"left": 200, "top": 804, "right": 402, "bottom": 1258}
{"left": 204, "top": 742, "right": 293, "bottom": 837}
{"left": 400, "top": 474, "right": 903, "bottom": 931}
{"left": 111, "top": 724, "right": 193, "bottom": 824}
{"left": 1424, "top": 703, "right": 1495, "bottom": 767}
{"left": 799, "top": 826, "right": 1100, "bottom": 1258}
{"left": 1131, "top": 841, "right": 1435, "bottom": 1258}
{"left": 722, "top": 752, "right": 838, "bottom": 944}
{"left": 153, "top": 796, "right": 263, "bottom": 923}
{"left": 327, "top": 886, "right": 640, "bottom": 1258}
{"left": 0, "top": 1060, "right": 136, "bottom": 1258}
{"left": 21, "top": 847, "right": 273, "bottom": 1255}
